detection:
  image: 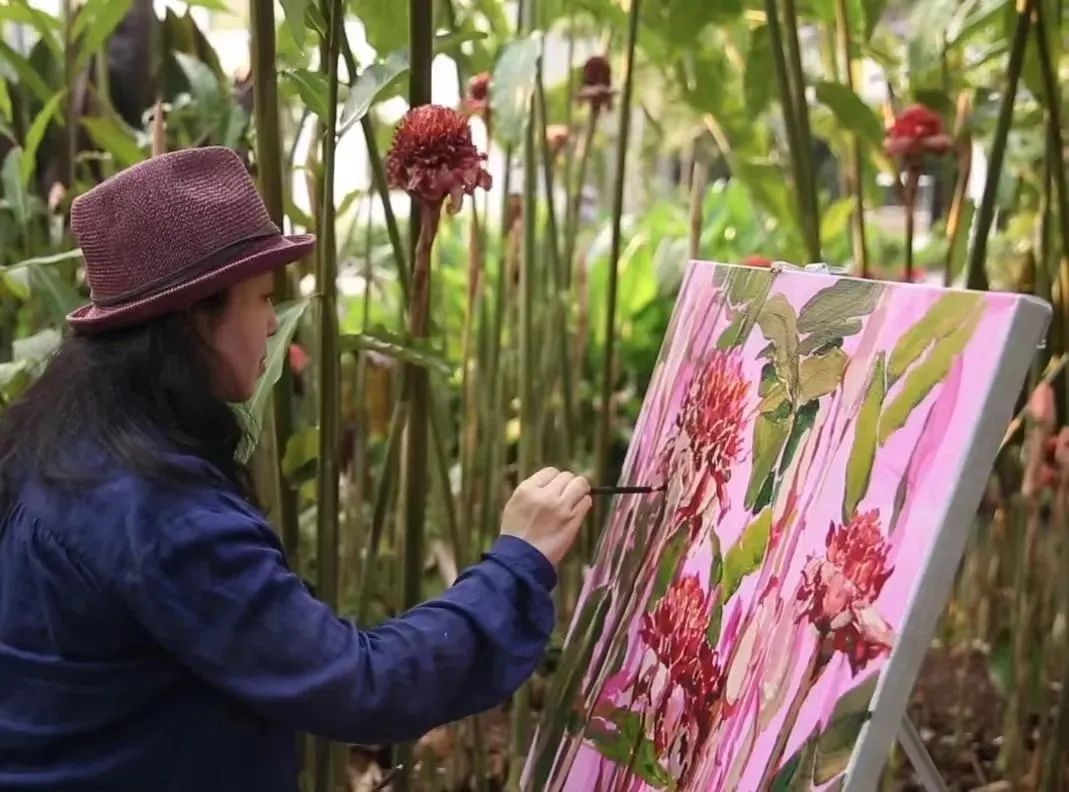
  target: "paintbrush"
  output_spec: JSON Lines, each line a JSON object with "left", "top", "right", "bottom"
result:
{"left": 588, "top": 484, "right": 666, "bottom": 495}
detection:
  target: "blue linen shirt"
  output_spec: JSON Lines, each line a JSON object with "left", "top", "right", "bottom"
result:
{"left": 0, "top": 452, "right": 556, "bottom": 790}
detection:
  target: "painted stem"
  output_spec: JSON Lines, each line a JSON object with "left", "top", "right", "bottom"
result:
{"left": 250, "top": 0, "right": 300, "bottom": 565}
{"left": 756, "top": 642, "right": 823, "bottom": 789}
{"left": 965, "top": 0, "right": 1033, "bottom": 290}
{"left": 593, "top": 0, "right": 641, "bottom": 531}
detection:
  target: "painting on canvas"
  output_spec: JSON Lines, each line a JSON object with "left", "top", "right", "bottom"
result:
{"left": 523, "top": 261, "right": 1048, "bottom": 791}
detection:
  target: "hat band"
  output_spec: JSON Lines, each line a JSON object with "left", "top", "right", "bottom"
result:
{"left": 90, "top": 223, "right": 282, "bottom": 308}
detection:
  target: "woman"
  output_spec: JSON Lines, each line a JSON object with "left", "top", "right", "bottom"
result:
{"left": 0, "top": 147, "right": 591, "bottom": 790}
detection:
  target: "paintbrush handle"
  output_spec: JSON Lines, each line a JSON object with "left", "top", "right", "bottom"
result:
{"left": 589, "top": 484, "right": 664, "bottom": 495}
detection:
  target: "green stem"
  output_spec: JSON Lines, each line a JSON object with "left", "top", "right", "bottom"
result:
{"left": 592, "top": 0, "right": 641, "bottom": 531}
{"left": 835, "top": 0, "right": 869, "bottom": 277}
{"left": 965, "top": 0, "right": 1034, "bottom": 290}
{"left": 314, "top": 0, "right": 344, "bottom": 786}
{"left": 251, "top": 0, "right": 301, "bottom": 566}
{"left": 904, "top": 170, "right": 917, "bottom": 282}
{"left": 564, "top": 107, "right": 599, "bottom": 286}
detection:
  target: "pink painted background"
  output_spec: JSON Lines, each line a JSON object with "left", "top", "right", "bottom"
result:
{"left": 526, "top": 261, "right": 1022, "bottom": 791}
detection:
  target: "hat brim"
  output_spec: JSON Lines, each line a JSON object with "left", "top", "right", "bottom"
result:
{"left": 67, "top": 233, "right": 316, "bottom": 334}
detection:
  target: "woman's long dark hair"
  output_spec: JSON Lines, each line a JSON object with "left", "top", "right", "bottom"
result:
{"left": 0, "top": 293, "right": 256, "bottom": 506}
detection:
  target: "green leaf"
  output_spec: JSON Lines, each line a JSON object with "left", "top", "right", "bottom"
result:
{"left": 241, "top": 298, "right": 310, "bottom": 451}
{"left": 279, "top": 0, "right": 309, "bottom": 48}
{"left": 184, "top": 0, "right": 233, "bottom": 11}
{"left": 283, "top": 68, "right": 329, "bottom": 121}
{"left": 490, "top": 32, "right": 542, "bottom": 147}
{"left": 2, "top": 148, "right": 30, "bottom": 226}
{"left": 81, "top": 115, "right": 146, "bottom": 169}
{"left": 886, "top": 292, "right": 984, "bottom": 385}
{"left": 814, "top": 81, "right": 884, "bottom": 149}
{"left": 798, "top": 347, "right": 847, "bottom": 404}
{"left": 355, "top": 1, "right": 410, "bottom": 55}
{"left": 282, "top": 425, "right": 319, "bottom": 483}
{"left": 529, "top": 586, "right": 612, "bottom": 789}
{"left": 843, "top": 353, "right": 886, "bottom": 521}
{"left": 30, "top": 265, "right": 83, "bottom": 324}
{"left": 75, "top": 0, "right": 134, "bottom": 72}
{"left": 13, "top": 327, "right": 60, "bottom": 363}
{"left": 819, "top": 198, "right": 855, "bottom": 242}
{"left": 0, "top": 80, "right": 11, "bottom": 123}
{"left": 10, "top": 248, "right": 83, "bottom": 272}
{"left": 757, "top": 294, "right": 800, "bottom": 396}
{"left": 722, "top": 508, "right": 772, "bottom": 599}
{"left": 946, "top": 201, "right": 975, "bottom": 283}
{"left": 860, "top": 0, "right": 887, "bottom": 39}
{"left": 21, "top": 89, "right": 65, "bottom": 187}
{"left": 341, "top": 330, "right": 453, "bottom": 377}
{"left": 646, "top": 530, "right": 688, "bottom": 610}
{"left": 796, "top": 277, "right": 878, "bottom": 327}
{"left": 0, "top": 268, "right": 29, "bottom": 301}
{"left": 0, "top": 39, "right": 52, "bottom": 104}
{"left": 339, "top": 50, "right": 409, "bottom": 136}
{"left": 744, "top": 25, "right": 774, "bottom": 117}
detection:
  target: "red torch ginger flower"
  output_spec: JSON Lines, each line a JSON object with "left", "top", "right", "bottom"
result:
{"left": 578, "top": 54, "right": 616, "bottom": 112}
{"left": 742, "top": 255, "right": 772, "bottom": 268}
{"left": 797, "top": 510, "right": 894, "bottom": 674}
{"left": 659, "top": 350, "right": 749, "bottom": 535}
{"left": 386, "top": 104, "right": 492, "bottom": 213}
{"left": 462, "top": 71, "right": 491, "bottom": 119}
{"left": 639, "top": 574, "right": 725, "bottom": 780}
{"left": 884, "top": 104, "right": 953, "bottom": 163}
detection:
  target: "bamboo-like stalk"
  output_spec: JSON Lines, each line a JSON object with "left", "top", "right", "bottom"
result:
{"left": 779, "top": 0, "right": 821, "bottom": 261}
{"left": 508, "top": 0, "right": 541, "bottom": 783}
{"left": 250, "top": 0, "right": 301, "bottom": 566}
{"left": 62, "top": 0, "right": 76, "bottom": 187}
{"left": 688, "top": 158, "right": 707, "bottom": 259}
{"left": 592, "top": 0, "right": 641, "bottom": 531}
{"left": 834, "top": 0, "right": 869, "bottom": 277}
{"left": 965, "top": 0, "right": 1034, "bottom": 290}
{"left": 313, "top": 0, "right": 344, "bottom": 787}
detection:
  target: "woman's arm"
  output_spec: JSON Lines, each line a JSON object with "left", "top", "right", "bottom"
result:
{"left": 115, "top": 471, "right": 587, "bottom": 745}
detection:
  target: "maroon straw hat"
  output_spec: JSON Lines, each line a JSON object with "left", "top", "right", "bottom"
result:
{"left": 67, "top": 146, "right": 315, "bottom": 333}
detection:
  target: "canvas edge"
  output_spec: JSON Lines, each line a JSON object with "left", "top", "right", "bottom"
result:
{"left": 842, "top": 294, "right": 1052, "bottom": 790}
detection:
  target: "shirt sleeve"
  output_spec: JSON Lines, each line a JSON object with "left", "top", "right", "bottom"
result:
{"left": 114, "top": 495, "right": 557, "bottom": 745}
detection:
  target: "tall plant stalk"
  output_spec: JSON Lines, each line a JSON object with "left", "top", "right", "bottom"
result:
{"left": 313, "top": 0, "right": 344, "bottom": 787}
{"left": 508, "top": 1, "right": 541, "bottom": 785}
{"left": 834, "top": 0, "right": 869, "bottom": 276}
{"left": 250, "top": 0, "right": 300, "bottom": 565}
{"left": 965, "top": 0, "right": 1034, "bottom": 290}
{"left": 396, "top": 2, "right": 435, "bottom": 788}
{"left": 592, "top": 0, "right": 641, "bottom": 532}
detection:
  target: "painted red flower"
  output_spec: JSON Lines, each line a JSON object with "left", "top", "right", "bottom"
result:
{"left": 462, "top": 71, "right": 491, "bottom": 119}
{"left": 638, "top": 575, "right": 724, "bottom": 780}
{"left": 578, "top": 54, "right": 616, "bottom": 112}
{"left": 884, "top": 104, "right": 953, "bottom": 162}
{"left": 386, "top": 104, "right": 492, "bottom": 212}
{"left": 659, "top": 350, "right": 749, "bottom": 533}
{"left": 796, "top": 510, "right": 894, "bottom": 674}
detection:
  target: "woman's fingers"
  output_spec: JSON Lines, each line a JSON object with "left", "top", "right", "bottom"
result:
{"left": 526, "top": 466, "right": 560, "bottom": 488}
{"left": 562, "top": 475, "right": 591, "bottom": 508}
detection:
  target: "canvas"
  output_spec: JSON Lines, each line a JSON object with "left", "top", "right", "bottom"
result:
{"left": 523, "top": 261, "right": 1049, "bottom": 792}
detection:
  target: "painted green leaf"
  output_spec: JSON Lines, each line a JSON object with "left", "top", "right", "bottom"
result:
{"left": 770, "top": 728, "right": 818, "bottom": 791}
{"left": 339, "top": 50, "right": 410, "bottom": 136}
{"left": 879, "top": 311, "right": 980, "bottom": 445}
{"left": 646, "top": 529, "right": 688, "bottom": 611}
{"left": 814, "top": 81, "right": 883, "bottom": 148}
{"left": 745, "top": 413, "right": 791, "bottom": 511}
{"left": 529, "top": 586, "right": 612, "bottom": 789}
{"left": 796, "top": 280, "right": 883, "bottom": 334}
{"left": 716, "top": 309, "right": 746, "bottom": 349}
{"left": 722, "top": 508, "right": 772, "bottom": 599}
{"left": 706, "top": 592, "right": 723, "bottom": 646}
{"left": 757, "top": 294, "right": 800, "bottom": 395}
{"left": 340, "top": 329, "right": 453, "bottom": 377}
{"left": 886, "top": 293, "right": 984, "bottom": 385}
{"left": 489, "top": 33, "right": 542, "bottom": 147}
{"left": 780, "top": 399, "right": 819, "bottom": 475}
{"left": 798, "top": 347, "right": 847, "bottom": 404}
{"left": 81, "top": 115, "right": 145, "bottom": 169}
{"left": 798, "top": 318, "right": 862, "bottom": 356}
{"left": 586, "top": 709, "right": 672, "bottom": 789}
{"left": 813, "top": 675, "right": 878, "bottom": 783}
{"left": 21, "top": 89, "right": 65, "bottom": 187}
{"left": 844, "top": 353, "right": 886, "bottom": 521}
{"left": 241, "top": 298, "right": 309, "bottom": 453}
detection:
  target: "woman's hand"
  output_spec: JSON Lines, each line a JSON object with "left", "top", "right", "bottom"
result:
{"left": 500, "top": 467, "right": 592, "bottom": 566}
